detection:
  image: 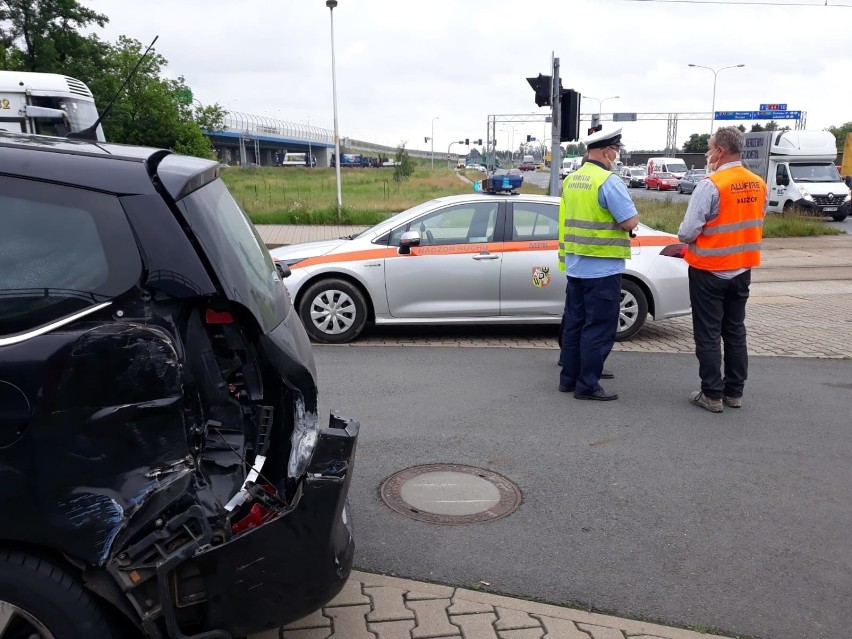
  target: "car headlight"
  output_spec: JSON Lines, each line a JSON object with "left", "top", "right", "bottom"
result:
{"left": 800, "top": 188, "right": 813, "bottom": 202}
{"left": 288, "top": 393, "right": 320, "bottom": 479}
{"left": 844, "top": 192, "right": 851, "bottom": 202}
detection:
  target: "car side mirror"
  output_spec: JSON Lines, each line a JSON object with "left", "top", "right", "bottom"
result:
{"left": 776, "top": 173, "right": 789, "bottom": 187}
{"left": 398, "top": 230, "right": 421, "bottom": 255}
{"left": 275, "top": 261, "right": 291, "bottom": 279}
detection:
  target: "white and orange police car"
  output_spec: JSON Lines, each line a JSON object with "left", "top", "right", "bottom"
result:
{"left": 270, "top": 194, "right": 691, "bottom": 343}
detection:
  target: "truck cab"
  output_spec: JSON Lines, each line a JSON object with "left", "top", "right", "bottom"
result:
{"left": 0, "top": 71, "right": 105, "bottom": 141}
{"left": 743, "top": 131, "right": 850, "bottom": 221}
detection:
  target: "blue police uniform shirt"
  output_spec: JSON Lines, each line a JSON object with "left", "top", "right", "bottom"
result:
{"left": 564, "top": 160, "right": 637, "bottom": 278}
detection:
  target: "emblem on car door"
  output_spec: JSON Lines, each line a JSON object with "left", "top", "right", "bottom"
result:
{"left": 532, "top": 266, "right": 551, "bottom": 288}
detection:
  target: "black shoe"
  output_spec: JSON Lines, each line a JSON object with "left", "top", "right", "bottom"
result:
{"left": 558, "top": 384, "right": 575, "bottom": 393}
{"left": 557, "top": 359, "right": 563, "bottom": 367}
{"left": 601, "top": 368, "right": 614, "bottom": 379}
{"left": 574, "top": 387, "right": 618, "bottom": 401}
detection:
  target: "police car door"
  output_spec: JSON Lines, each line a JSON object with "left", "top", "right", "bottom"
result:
{"left": 500, "top": 201, "right": 563, "bottom": 316}
{"left": 384, "top": 201, "right": 503, "bottom": 318}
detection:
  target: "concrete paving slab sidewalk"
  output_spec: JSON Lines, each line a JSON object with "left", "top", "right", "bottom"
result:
{"left": 257, "top": 570, "right": 734, "bottom": 639}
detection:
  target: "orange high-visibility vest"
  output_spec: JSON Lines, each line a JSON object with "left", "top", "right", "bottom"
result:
{"left": 685, "top": 165, "right": 766, "bottom": 270}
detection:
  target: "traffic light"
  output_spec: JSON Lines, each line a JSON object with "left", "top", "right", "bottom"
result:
{"left": 560, "top": 89, "right": 581, "bottom": 142}
{"left": 465, "top": 138, "right": 469, "bottom": 145}
{"left": 526, "top": 74, "right": 552, "bottom": 108}
{"left": 587, "top": 124, "right": 603, "bottom": 136}
{"left": 526, "top": 135, "right": 531, "bottom": 142}
{"left": 475, "top": 139, "right": 482, "bottom": 145}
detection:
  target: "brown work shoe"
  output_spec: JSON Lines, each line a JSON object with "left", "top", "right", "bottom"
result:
{"left": 689, "top": 391, "right": 723, "bottom": 413}
{"left": 723, "top": 396, "right": 743, "bottom": 408}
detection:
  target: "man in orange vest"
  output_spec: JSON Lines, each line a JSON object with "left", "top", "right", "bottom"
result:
{"left": 678, "top": 126, "right": 767, "bottom": 412}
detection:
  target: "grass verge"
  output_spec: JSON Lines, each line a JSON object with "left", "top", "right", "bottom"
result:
{"left": 223, "top": 167, "right": 841, "bottom": 237}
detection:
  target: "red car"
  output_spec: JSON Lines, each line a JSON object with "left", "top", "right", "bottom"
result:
{"left": 645, "top": 171, "right": 679, "bottom": 191}
{"left": 519, "top": 162, "right": 537, "bottom": 171}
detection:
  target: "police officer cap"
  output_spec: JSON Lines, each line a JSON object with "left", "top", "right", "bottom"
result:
{"left": 584, "top": 127, "right": 625, "bottom": 149}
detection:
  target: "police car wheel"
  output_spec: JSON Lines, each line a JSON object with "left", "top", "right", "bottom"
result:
{"left": 832, "top": 213, "right": 848, "bottom": 222}
{"left": 0, "top": 550, "right": 119, "bottom": 639}
{"left": 616, "top": 280, "right": 648, "bottom": 341}
{"left": 298, "top": 278, "right": 368, "bottom": 344}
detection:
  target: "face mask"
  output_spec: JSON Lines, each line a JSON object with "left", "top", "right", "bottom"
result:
{"left": 608, "top": 149, "right": 619, "bottom": 171}
{"left": 706, "top": 150, "right": 718, "bottom": 173}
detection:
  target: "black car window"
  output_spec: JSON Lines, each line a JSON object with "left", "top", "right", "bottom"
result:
{"left": 388, "top": 202, "right": 499, "bottom": 246}
{"left": 0, "top": 176, "right": 141, "bottom": 339}
{"left": 179, "top": 179, "right": 289, "bottom": 334}
{"left": 510, "top": 202, "right": 559, "bottom": 241}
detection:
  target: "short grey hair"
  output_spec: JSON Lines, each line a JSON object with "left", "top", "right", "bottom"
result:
{"left": 712, "top": 126, "right": 744, "bottom": 156}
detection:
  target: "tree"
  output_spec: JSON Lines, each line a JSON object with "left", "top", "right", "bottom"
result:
{"left": 683, "top": 133, "right": 710, "bottom": 153}
{"left": 0, "top": 0, "right": 108, "bottom": 71}
{"left": 0, "top": 4, "right": 218, "bottom": 157}
{"left": 195, "top": 104, "right": 227, "bottom": 133}
{"left": 84, "top": 37, "right": 213, "bottom": 157}
{"left": 393, "top": 142, "right": 414, "bottom": 184}
{"left": 753, "top": 121, "right": 789, "bottom": 133}
{"left": 737, "top": 125, "right": 746, "bottom": 133}
{"left": 827, "top": 122, "right": 852, "bottom": 151}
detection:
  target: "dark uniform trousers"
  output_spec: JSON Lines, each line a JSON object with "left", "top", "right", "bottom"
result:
{"left": 559, "top": 274, "right": 621, "bottom": 395}
{"left": 688, "top": 266, "right": 751, "bottom": 400}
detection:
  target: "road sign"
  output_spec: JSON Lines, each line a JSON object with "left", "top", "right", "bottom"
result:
{"left": 613, "top": 112, "right": 638, "bottom": 122}
{"left": 760, "top": 103, "right": 787, "bottom": 111}
{"left": 715, "top": 110, "right": 802, "bottom": 121}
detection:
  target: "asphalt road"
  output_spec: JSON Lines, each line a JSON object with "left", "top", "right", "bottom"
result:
{"left": 314, "top": 346, "right": 851, "bottom": 639}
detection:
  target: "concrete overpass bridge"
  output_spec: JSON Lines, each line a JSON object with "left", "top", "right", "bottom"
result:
{"left": 206, "top": 111, "right": 435, "bottom": 167}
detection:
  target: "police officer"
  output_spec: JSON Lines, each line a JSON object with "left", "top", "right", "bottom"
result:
{"left": 558, "top": 128, "right": 639, "bottom": 401}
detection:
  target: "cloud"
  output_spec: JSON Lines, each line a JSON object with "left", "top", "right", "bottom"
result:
{"left": 82, "top": 0, "right": 852, "bottom": 151}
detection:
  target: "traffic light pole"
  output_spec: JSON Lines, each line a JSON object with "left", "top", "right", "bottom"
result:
{"left": 549, "top": 57, "right": 561, "bottom": 197}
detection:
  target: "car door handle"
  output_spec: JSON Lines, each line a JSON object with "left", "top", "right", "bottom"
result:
{"left": 472, "top": 253, "right": 500, "bottom": 260}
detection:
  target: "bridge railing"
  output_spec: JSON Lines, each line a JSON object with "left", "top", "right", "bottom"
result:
{"left": 222, "top": 111, "right": 334, "bottom": 144}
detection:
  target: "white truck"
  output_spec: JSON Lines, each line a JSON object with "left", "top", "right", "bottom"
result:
{"left": 559, "top": 156, "right": 582, "bottom": 179}
{"left": 742, "top": 131, "right": 849, "bottom": 221}
{"left": 646, "top": 157, "right": 689, "bottom": 179}
{"left": 0, "top": 70, "right": 104, "bottom": 141}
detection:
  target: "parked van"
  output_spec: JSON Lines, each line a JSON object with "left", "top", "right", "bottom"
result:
{"left": 279, "top": 152, "right": 316, "bottom": 167}
{"left": 647, "top": 157, "right": 689, "bottom": 179}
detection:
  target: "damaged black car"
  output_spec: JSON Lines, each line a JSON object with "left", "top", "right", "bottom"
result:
{"left": 0, "top": 132, "right": 359, "bottom": 639}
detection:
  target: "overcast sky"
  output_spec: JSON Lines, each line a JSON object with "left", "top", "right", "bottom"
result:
{"left": 83, "top": 0, "right": 852, "bottom": 153}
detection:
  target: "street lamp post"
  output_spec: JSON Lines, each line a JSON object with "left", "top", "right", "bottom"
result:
{"left": 584, "top": 95, "right": 620, "bottom": 128}
{"left": 688, "top": 63, "right": 745, "bottom": 135}
{"left": 431, "top": 116, "right": 439, "bottom": 169}
{"left": 501, "top": 125, "right": 519, "bottom": 165}
{"left": 326, "top": 0, "right": 342, "bottom": 219}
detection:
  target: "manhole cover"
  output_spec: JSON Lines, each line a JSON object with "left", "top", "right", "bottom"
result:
{"left": 380, "top": 464, "right": 522, "bottom": 524}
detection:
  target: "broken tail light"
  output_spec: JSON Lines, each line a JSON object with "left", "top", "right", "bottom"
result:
{"left": 288, "top": 393, "right": 320, "bottom": 480}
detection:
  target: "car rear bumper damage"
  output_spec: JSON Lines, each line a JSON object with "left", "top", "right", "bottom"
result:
{"left": 107, "top": 415, "right": 359, "bottom": 639}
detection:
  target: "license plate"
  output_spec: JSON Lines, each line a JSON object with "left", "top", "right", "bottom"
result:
{"left": 824, "top": 207, "right": 838, "bottom": 212}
